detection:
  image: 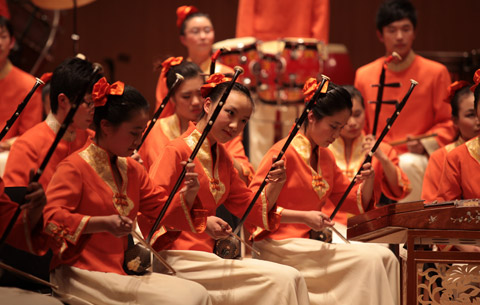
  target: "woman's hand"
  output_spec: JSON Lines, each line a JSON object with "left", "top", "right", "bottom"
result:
{"left": 363, "top": 134, "right": 387, "bottom": 162}
{"left": 205, "top": 216, "right": 231, "bottom": 240}
{"left": 406, "top": 135, "right": 426, "bottom": 155}
{"left": 180, "top": 161, "right": 200, "bottom": 208}
{"left": 265, "top": 157, "right": 286, "bottom": 185}
{"left": 355, "top": 162, "right": 375, "bottom": 182}
{"left": 302, "top": 210, "right": 334, "bottom": 231}
{"left": 22, "top": 169, "right": 47, "bottom": 228}
{"left": 102, "top": 215, "right": 133, "bottom": 238}
{"left": 130, "top": 150, "right": 144, "bottom": 166}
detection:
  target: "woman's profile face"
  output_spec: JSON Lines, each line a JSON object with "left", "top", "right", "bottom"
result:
{"left": 455, "top": 92, "right": 479, "bottom": 141}
{"left": 172, "top": 76, "right": 204, "bottom": 122}
{"left": 308, "top": 109, "right": 350, "bottom": 148}
{"left": 340, "top": 96, "right": 365, "bottom": 140}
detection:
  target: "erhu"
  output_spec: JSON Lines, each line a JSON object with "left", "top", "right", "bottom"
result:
{"left": 0, "top": 77, "right": 45, "bottom": 141}
{"left": 136, "top": 73, "right": 184, "bottom": 150}
{"left": 123, "top": 72, "right": 184, "bottom": 276}
{"left": 215, "top": 75, "right": 331, "bottom": 259}
{"left": 330, "top": 79, "right": 419, "bottom": 221}
{"left": 370, "top": 52, "right": 402, "bottom": 136}
{"left": 123, "top": 67, "right": 245, "bottom": 271}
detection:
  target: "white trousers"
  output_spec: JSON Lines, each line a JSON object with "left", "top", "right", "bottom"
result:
{"left": 254, "top": 238, "right": 400, "bottom": 305}
{"left": 398, "top": 152, "right": 428, "bottom": 202}
{"left": 0, "top": 287, "right": 63, "bottom": 305}
{"left": 153, "top": 250, "right": 310, "bottom": 305}
{"left": 50, "top": 265, "right": 212, "bottom": 305}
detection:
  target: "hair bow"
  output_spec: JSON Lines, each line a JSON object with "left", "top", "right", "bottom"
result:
{"left": 446, "top": 80, "right": 470, "bottom": 102}
{"left": 176, "top": 5, "right": 199, "bottom": 28}
{"left": 471, "top": 69, "right": 480, "bottom": 93}
{"left": 303, "top": 78, "right": 320, "bottom": 102}
{"left": 302, "top": 77, "right": 329, "bottom": 103}
{"left": 40, "top": 72, "right": 52, "bottom": 84}
{"left": 92, "top": 77, "right": 125, "bottom": 107}
{"left": 161, "top": 56, "right": 183, "bottom": 79}
{"left": 200, "top": 73, "right": 231, "bottom": 98}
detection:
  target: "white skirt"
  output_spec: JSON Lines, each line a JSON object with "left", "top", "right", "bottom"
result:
{"left": 0, "top": 287, "right": 63, "bottom": 305}
{"left": 50, "top": 264, "right": 212, "bottom": 305}
{"left": 153, "top": 250, "right": 310, "bottom": 305}
{"left": 254, "top": 238, "right": 400, "bottom": 305}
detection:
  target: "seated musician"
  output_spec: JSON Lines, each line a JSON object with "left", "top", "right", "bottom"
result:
{"left": 437, "top": 71, "right": 480, "bottom": 202}
{"left": 435, "top": 71, "right": 480, "bottom": 252}
{"left": 323, "top": 85, "right": 411, "bottom": 234}
{"left": 354, "top": 0, "right": 455, "bottom": 202}
{"left": 3, "top": 57, "right": 100, "bottom": 190}
{"left": 155, "top": 5, "right": 232, "bottom": 115}
{"left": 0, "top": 177, "right": 62, "bottom": 305}
{"left": 42, "top": 79, "right": 212, "bottom": 305}
{"left": 144, "top": 75, "right": 310, "bottom": 305}
{"left": 251, "top": 81, "right": 400, "bottom": 305}
{"left": 422, "top": 81, "right": 479, "bottom": 203}
{"left": 140, "top": 58, "right": 253, "bottom": 182}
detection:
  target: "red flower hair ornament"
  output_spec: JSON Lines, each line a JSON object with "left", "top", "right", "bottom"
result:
{"left": 92, "top": 77, "right": 125, "bottom": 107}
{"left": 176, "top": 5, "right": 199, "bottom": 28}
{"left": 446, "top": 80, "right": 470, "bottom": 102}
{"left": 303, "top": 78, "right": 329, "bottom": 103}
{"left": 161, "top": 56, "right": 183, "bottom": 79}
{"left": 39, "top": 72, "right": 53, "bottom": 84}
{"left": 471, "top": 69, "right": 480, "bottom": 93}
{"left": 200, "top": 73, "right": 232, "bottom": 99}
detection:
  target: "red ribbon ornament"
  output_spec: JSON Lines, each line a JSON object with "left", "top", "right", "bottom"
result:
{"left": 40, "top": 72, "right": 53, "bottom": 84}
{"left": 446, "top": 80, "right": 470, "bottom": 102}
{"left": 161, "top": 56, "right": 183, "bottom": 79}
{"left": 200, "top": 73, "right": 232, "bottom": 98}
{"left": 471, "top": 69, "right": 480, "bottom": 93}
{"left": 176, "top": 5, "right": 199, "bottom": 28}
{"left": 303, "top": 78, "right": 320, "bottom": 102}
{"left": 92, "top": 77, "right": 125, "bottom": 107}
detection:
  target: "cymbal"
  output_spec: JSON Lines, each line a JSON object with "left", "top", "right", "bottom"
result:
{"left": 31, "top": 0, "right": 96, "bottom": 10}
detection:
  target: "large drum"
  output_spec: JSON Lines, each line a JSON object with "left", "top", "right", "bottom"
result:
{"left": 322, "top": 43, "right": 355, "bottom": 85}
{"left": 212, "top": 37, "right": 259, "bottom": 89}
{"left": 256, "top": 38, "right": 324, "bottom": 104}
{"left": 255, "top": 40, "right": 284, "bottom": 104}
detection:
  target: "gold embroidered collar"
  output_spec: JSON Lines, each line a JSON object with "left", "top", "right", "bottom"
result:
{"left": 466, "top": 136, "right": 480, "bottom": 165}
{"left": 159, "top": 113, "right": 181, "bottom": 141}
{"left": 291, "top": 133, "right": 329, "bottom": 199}
{"left": 79, "top": 143, "right": 134, "bottom": 216}
{"left": 45, "top": 112, "right": 77, "bottom": 142}
{"left": 329, "top": 135, "right": 364, "bottom": 180}
{"left": 184, "top": 128, "right": 226, "bottom": 204}
{"left": 445, "top": 137, "right": 466, "bottom": 153}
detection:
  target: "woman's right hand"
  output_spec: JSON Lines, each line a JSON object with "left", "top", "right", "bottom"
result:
{"left": 205, "top": 216, "right": 231, "bottom": 240}
{"left": 303, "top": 211, "right": 334, "bottom": 231}
{"left": 96, "top": 215, "right": 133, "bottom": 238}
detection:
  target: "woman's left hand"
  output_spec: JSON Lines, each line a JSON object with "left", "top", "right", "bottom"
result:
{"left": 355, "top": 162, "right": 374, "bottom": 182}
{"left": 180, "top": 161, "right": 200, "bottom": 208}
{"left": 265, "top": 156, "right": 286, "bottom": 185}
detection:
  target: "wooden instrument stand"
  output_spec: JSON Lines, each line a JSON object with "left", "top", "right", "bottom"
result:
{"left": 348, "top": 200, "right": 480, "bottom": 305}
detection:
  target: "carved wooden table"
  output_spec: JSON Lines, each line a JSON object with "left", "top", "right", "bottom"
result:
{"left": 347, "top": 200, "right": 480, "bottom": 305}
